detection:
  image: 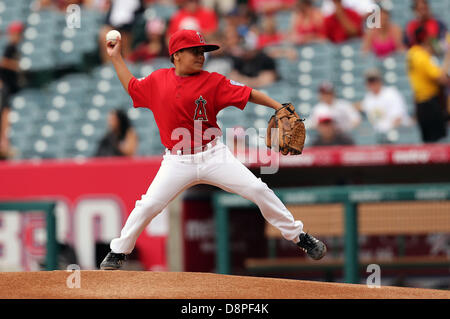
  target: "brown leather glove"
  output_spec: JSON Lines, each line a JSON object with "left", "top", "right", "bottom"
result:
{"left": 266, "top": 103, "right": 306, "bottom": 155}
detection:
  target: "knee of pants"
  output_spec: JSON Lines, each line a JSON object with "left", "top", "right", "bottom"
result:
{"left": 135, "top": 196, "right": 165, "bottom": 215}
{"left": 246, "top": 178, "right": 271, "bottom": 199}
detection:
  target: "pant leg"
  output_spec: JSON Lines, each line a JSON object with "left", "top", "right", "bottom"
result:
{"left": 416, "top": 97, "right": 447, "bottom": 142}
{"left": 110, "top": 155, "right": 199, "bottom": 254}
{"left": 199, "top": 142, "right": 303, "bottom": 243}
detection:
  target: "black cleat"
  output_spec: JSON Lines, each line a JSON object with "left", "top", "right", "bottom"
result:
{"left": 297, "top": 233, "right": 327, "bottom": 260}
{"left": 100, "top": 251, "right": 128, "bottom": 270}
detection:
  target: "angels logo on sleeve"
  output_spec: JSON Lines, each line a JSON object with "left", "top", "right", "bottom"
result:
{"left": 230, "top": 79, "right": 245, "bottom": 87}
{"left": 193, "top": 96, "right": 208, "bottom": 121}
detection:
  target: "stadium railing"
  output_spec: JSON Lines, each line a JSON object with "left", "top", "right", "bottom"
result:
{"left": 212, "top": 183, "right": 450, "bottom": 283}
{"left": 0, "top": 201, "right": 57, "bottom": 270}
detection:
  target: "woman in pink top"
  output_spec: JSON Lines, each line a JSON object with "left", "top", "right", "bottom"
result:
{"left": 289, "top": 0, "right": 326, "bottom": 45}
{"left": 362, "top": 8, "right": 405, "bottom": 58}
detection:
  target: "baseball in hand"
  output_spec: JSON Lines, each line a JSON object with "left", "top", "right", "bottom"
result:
{"left": 106, "top": 30, "right": 121, "bottom": 45}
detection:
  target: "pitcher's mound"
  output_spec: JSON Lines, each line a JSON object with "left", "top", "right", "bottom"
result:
{"left": 0, "top": 271, "right": 448, "bottom": 299}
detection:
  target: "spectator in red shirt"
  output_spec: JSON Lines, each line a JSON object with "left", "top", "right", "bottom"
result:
{"left": 361, "top": 7, "right": 405, "bottom": 58}
{"left": 127, "top": 18, "right": 169, "bottom": 63}
{"left": 248, "top": 0, "right": 295, "bottom": 14}
{"left": 324, "top": 0, "right": 363, "bottom": 43}
{"left": 167, "top": 0, "right": 218, "bottom": 39}
{"left": 289, "top": 0, "right": 326, "bottom": 45}
{"left": 405, "top": 0, "right": 447, "bottom": 48}
{"left": 257, "top": 15, "right": 283, "bottom": 49}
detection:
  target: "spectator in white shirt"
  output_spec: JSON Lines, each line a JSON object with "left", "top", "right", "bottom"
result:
{"left": 311, "top": 108, "right": 355, "bottom": 146}
{"left": 361, "top": 68, "right": 413, "bottom": 134}
{"left": 310, "top": 81, "right": 362, "bottom": 132}
{"left": 321, "top": 0, "right": 376, "bottom": 17}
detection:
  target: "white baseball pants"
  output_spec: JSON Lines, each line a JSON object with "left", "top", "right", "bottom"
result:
{"left": 110, "top": 140, "right": 303, "bottom": 254}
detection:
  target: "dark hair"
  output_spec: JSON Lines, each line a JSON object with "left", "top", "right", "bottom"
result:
{"left": 112, "top": 109, "right": 132, "bottom": 140}
{"left": 414, "top": 24, "right": 428, "bottom": 44}
{"left": 298, "top": 0, "right": 313, "bottom": 6}
{"left": 412, "top": 0, "right": 428, "bottom": 10}
{"left": 170, "top": 48, "right": 186, "bottom": 64}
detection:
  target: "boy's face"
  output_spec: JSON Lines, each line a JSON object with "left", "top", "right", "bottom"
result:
{"left": 318, "top": 120, "right": 336, "bottom": 141}
{"left": 9, "top": 32, "right": 22, "bottom": 44}
{"left": 366, "top": 77, "right": 382, "bottom": 94}
{"left": 415, "top": 0, "right": 430, "bottom": 20}
{"left": 175, "top": 46, "right": 205, "bottom": 74}
{"left": 319, "top": 91, "right": 334, "bottom": 105}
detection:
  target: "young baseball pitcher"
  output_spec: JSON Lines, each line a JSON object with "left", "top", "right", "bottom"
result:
{"left": 100, "top": 29, "right": 326, "bottom": 270}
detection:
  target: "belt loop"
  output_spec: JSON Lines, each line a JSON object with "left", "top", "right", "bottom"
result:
{"left": 177, "top": 150, "right": 182, "bottom": 156}
{"left": 165, "top": 149, "right": 169, "bottom": 155}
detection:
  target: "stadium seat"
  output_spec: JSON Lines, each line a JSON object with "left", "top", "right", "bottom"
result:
{"left": 144, "top": 3, "right": 177, "bottom": 22}
{"left": 384, "top": 125, "right": 423, "bottom": 145}
{"left": 351, "top": 121, "right": 378, "bottom": 145}
{"left": 304, "top": 128, "right": 318, "bottom": 147}
{"left": 275, "top": 10, "right": 292, "bottom": 32}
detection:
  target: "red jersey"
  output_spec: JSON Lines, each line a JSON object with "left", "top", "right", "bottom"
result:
{"left": 324, "top": 8, "right": 362, "bottom": 43}
{"left": 128, "top": 68, "right": 253, "bottom": 150}
{"left": 406, "top": 18, "right": 443, "bottom": 46}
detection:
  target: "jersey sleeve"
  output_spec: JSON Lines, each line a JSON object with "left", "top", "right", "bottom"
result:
{"left": 214, "top": 75, "right": 253, "bottom": 112}
{"left": 128, "top": 75, "right": 153, "bottom": 109}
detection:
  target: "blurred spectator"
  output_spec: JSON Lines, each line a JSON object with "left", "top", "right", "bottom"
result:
{"left": 323, "top": 0, "right": 363, "bottom": 44}
{"left": 289, "top": 0, "right": 326, "bottom": 45}
{"left": 98, "top": 0, "right": 145, "bottom": 63}
{"left": 127, "top": 18, "right": 168, "bottom": 63}
{"left": 405, "top": 0, "right": 447, "bottom": 50}
{"left": 167, "top": 0, "right": 218, "bottom": 39}
{"left": 203, "top": 31, "right": 233, "bottom": 75}
{"left": 321, "top": 0, "right": 375, "bottom": 17}
{"left": 83, "top": 0, "right": 110, "bottom": 11}
{"left": 201, "top": 0, "right": 236, "bottom": 15}
{"left": 361, "top": 68, "right": 413, "bottom": 135}
{"left": 0, "top": 21, "right": 24, "bottom": 160}
{"left": 310, "top": 81, "right": 361, "bottom": 132}
{"left": 228, "top": 36, "right": 278, "bottom": 88}
{"left": 219, "top": 21, "right": 246, "bottom": 59}
{"left": 33, "top": 0, "right": 59, "bottom": 10}
{"left": 248, "top": 0, "right": 295, "bottom": 14}
{"left": 255, "top": 15, "right": 298, "bottom": 61}
{"left": 33, "top": 0, "right": 95, "bottom": 11}
{"left": 95, "top": 109, "right": 138, "bottom": 157}
{"left": 257, "top": 15, "right": 283, "bottom": 49}
{"left": 407, "top": 26, "right": 450, "bottom": 142}
{"left": 361, "top": 7, "right": 405, "bottom": 58}
{"left": 311, "top": 108, "right": 355, "bottom": 146}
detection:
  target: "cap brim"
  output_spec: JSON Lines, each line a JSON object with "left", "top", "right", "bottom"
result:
{"left": 203, "top": 44, "right": 220, "bottom": 52}
{"left": 172, "top": 44, "right": 220, "bottom": 55}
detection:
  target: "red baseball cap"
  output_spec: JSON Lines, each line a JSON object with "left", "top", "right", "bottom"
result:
{"left": 316, "top": 108, "right": 334, "bottom": 124}
{"left": 8, "top": 21, "right": 24, "bottom": 34}
{"left": 169, "top": 29, "right": 220, "bottom": 56}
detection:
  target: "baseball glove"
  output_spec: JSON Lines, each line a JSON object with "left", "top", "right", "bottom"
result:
{"left": 266, "top": 103, "right": 306, "bottom": 155}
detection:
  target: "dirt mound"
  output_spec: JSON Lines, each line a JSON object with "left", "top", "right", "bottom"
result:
{"left": 0, "top": 271, "right": 448, "bottom": 299}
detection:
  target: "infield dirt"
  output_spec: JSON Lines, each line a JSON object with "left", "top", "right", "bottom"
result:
{"left": 0, "top": 271, "right": 449, "bottom": 299}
